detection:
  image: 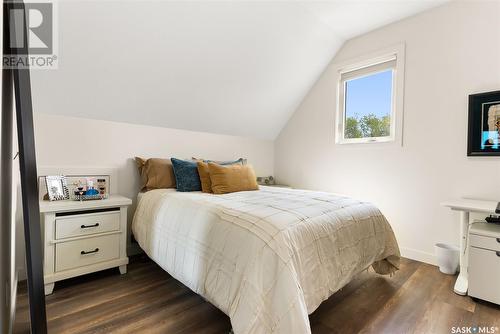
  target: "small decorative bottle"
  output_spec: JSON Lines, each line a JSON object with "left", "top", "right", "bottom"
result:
{"left": 75, "top": 180, "right": 85, "bottom": 202}
{"left": 97, "top": 178, "right": 106, "bottom": 199}
{"left": 86, "top": 179, "right": 99, "bottom": 196}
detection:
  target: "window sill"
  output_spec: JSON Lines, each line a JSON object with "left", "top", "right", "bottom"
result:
{"left": 336, "top": 137, "right": 395, "bottom": 145}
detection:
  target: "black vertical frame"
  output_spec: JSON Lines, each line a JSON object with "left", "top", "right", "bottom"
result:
{"left": 1, "top": 29, "right": 14, "bottom": 334}
{"left": 4, "top": 0, "right": 48, "bottom": 333}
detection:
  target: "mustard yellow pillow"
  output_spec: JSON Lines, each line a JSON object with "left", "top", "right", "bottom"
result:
{"left": 135, "top": 157, "right": 176, "bottom": 191}
{"left": 196, "top": 162, "right": 212, "bottom": 193}
{"left": 196, "top": 159, "right": 246, "bottom": 193}
{"left": 208, "top": 162, "right": 259, "bottom": 194}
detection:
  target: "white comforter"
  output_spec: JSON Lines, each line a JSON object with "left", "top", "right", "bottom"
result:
{"left": 132, "top": 187, "right": 400, "bottom": 334}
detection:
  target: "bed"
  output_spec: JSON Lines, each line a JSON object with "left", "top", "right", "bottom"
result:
{"left": 132, "top": 186, "right": 400, "bottom": 334}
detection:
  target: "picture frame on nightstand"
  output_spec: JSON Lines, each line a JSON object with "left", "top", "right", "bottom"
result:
{"left": 45, "top": 175, "right": 70, "bottom": 201}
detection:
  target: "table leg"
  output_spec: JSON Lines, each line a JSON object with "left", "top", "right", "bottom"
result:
{"left": 119, "top": 265, "right": 127, "bottom": 275}
{"left": 454, "top": 211, "right": 469, "bottom": 295}
{"left": 44, "top": 283, "right": 54, "bottom": 295}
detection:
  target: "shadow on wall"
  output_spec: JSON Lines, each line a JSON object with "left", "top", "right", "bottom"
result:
{"left": 118, "top": 158, "right": 142, "bottom": 199}
{"left": 117, "top": 158, "right": 143, "bottom": 249}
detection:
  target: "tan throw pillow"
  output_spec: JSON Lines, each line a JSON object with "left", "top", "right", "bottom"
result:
{"left": 208, "top": 162, "right": 259, "bottom": 194}
{"left": 135, "top": 157, "right": 176, "bottom": 191}
{"left": 196, "top": 158, "right": 246, "bottom": 193}
{"left": 196, "top": 162, "right": 212, "bottom": 193}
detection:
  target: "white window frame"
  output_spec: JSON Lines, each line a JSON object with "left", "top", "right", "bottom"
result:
{"left": 335, "top": 43, "right": 405, "bottom": 145}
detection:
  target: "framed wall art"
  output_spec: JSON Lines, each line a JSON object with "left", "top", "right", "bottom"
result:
{"left": 467, "top": 90, "right": 500, "bottom": 156}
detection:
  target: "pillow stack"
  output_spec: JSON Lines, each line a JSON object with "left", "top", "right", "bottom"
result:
{"left": 135, "top": 156, "right": 258, "bottom": 194}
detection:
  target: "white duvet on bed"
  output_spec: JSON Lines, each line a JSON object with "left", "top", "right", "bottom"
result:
{"left": 132, "top": 186, "right": 400, "bottom": 334}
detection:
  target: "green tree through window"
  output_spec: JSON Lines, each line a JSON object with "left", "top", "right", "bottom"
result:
{"left": 345, "top": 114, "right": 390, "bottom": 139}
{"left": 345, "top": 116, "right": 362, "bottom": 138}
{"left": 342, "top": 68, "right": 393, "bottom": 141}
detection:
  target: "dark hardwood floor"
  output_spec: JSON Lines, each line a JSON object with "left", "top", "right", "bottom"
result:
{"left": 14, "top": 256, "right": 500, "bottom": 334}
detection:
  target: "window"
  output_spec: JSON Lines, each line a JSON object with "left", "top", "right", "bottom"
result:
{"left": 336, "top": 45, "right": 404, "bottom": 144}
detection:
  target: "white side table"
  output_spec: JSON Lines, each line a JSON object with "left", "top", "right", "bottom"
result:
{"left": 39, "top": 195, "right": 132, "bottom": 295}
{"left": 442, "top": 198, "right": 497, "bottom": 295}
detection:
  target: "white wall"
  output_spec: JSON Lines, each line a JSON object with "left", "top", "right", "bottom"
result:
{"left": 275, "top": 1, "right": 500, "bottom": 264}
{"left": 33, "top": 112, "right": 274, "bottom": 210}
{"left": 14, "top": 113, "right": 273, "bottom": 278}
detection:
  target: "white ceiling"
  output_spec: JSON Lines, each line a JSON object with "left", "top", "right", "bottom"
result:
{"left": 32, "top": 0, "right": 448, "bottom": 140}
{"left": 299, "top": 0, "right": 450, "bottom": 40}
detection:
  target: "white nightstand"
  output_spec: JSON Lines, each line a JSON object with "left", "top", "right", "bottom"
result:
{"left": 39, "top": 195, "right": 132, "bottom": 295}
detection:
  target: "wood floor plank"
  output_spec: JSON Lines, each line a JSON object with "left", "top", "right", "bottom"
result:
{"left": 48, "top": 279, "right": 182, "bottom": 333}
{"left": 47, "top": 262, "right": 166, "bottom": 316}
{"left": 13, "top": 256, "right": 500, "bottom": 334}
{"left": 310, "top": 257, "right": 420, "bottom": 333}
{"left": 86, "top": 288, "right": 209, "bottom": 334}
{"left": 413, "top": 299, "right": 474, "bottom": 334}
{"left": 136, "top": 301, "right": 230, "bottom": 334}
{"left": 470, "top": 300, "right": 500, "bottom": 329}
{"left": 357, "top": 264, "right": 454, "bottom": 333}
{"left": 433, "top": 271, "right": 477, "bottom": 313}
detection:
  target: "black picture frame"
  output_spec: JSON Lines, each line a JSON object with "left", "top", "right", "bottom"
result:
{"left": 4, "top": 0, "right": 48, "bottom": 333}
{"left": 468, "top": 90, "right": 500, "bottom": 156}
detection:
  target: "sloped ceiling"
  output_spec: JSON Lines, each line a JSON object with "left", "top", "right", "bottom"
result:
{"left": 32, "top": 0, "right": 448, "bottom": 140}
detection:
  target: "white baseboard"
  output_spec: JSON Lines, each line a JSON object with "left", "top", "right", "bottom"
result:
{"left": 400, "top": 247, "right": 437, "bottom": 266}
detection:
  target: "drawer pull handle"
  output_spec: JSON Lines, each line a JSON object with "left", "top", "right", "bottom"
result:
{"left": 81, "top": 223, "right": 99, "bottom": 229}
{"left": 497, "top": 251, "right": 500, "bottom": 257}
{"left": 497, "top": 238, "right": 500, "bottom": 243}
{"left": 81, "top": 248, "right": 99, "bottom": 255}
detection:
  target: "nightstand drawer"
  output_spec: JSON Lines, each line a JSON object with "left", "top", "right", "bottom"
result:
{"left": 470, "top": 234, "right": 500, "bottom": 252}
{"left": 55, "top": 234, "right": 120, "bottom": 272}
{"left": 469, "top": 246, "right": 500, "bottom": 305}
{"left": 55, "top": 211, "right": 120, "bottom": 239}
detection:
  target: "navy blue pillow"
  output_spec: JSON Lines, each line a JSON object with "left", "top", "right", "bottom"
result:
{"left": 171, "top": 158, "right": 202, "bottom": 192}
